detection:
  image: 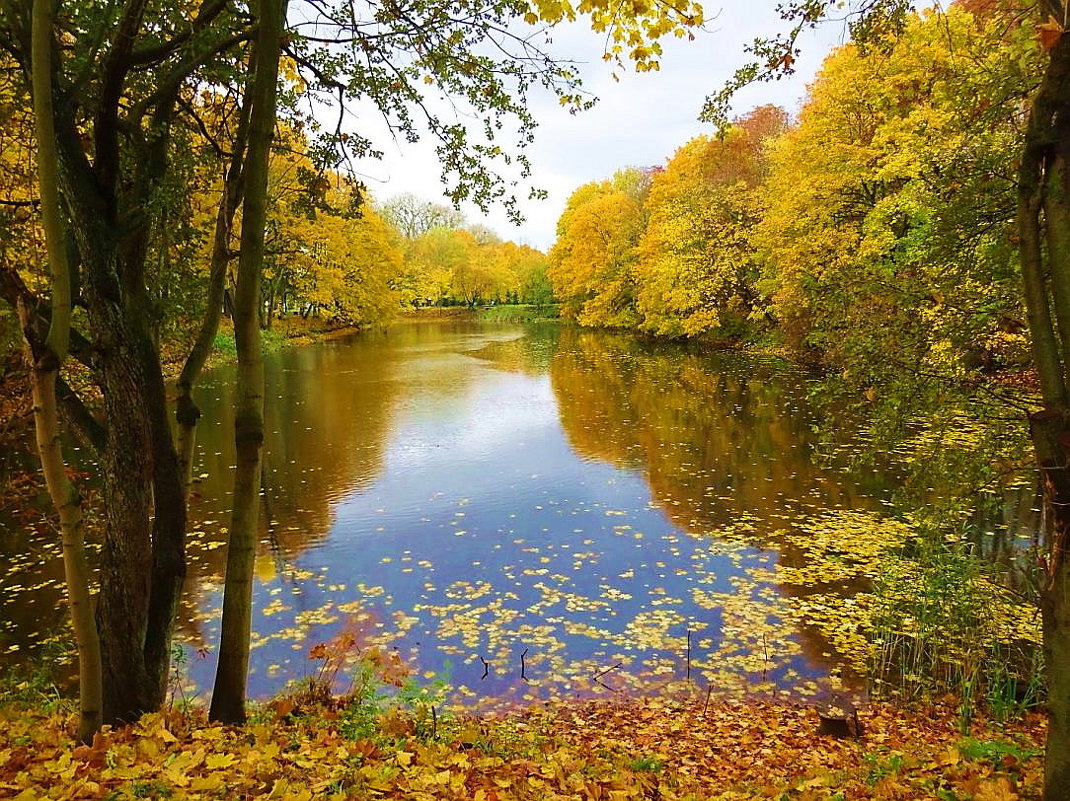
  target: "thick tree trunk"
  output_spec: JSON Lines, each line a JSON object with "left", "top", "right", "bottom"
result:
{"left": 71, "top": 200, "right": 187, "bottom": 723}
{"left": 89, "top": 332, "right": 186, "bottom": 722}
{"left": 210, "top": 0, "right": 286, "bottom": 725}
{"left": 88, "top": 312, "right": 170, "bottom": 720}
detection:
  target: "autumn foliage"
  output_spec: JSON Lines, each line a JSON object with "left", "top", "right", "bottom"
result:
{"left": 549, "top": 3, "right": 1037, "bottom": 389}
{"left": 0, "top": 691, "right": 1046, "bottom": 800}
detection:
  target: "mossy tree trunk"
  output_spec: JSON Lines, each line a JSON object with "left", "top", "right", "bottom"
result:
{"left": 1017, "top": 17, "right": 1070, "bottom": 801}
{"left": 209, "top": 0, "right": 286, "bottom": 725}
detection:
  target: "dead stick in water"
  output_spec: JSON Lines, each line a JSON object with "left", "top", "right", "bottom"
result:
{"left": 592, "top": 662, "right": 622, "bottom": 681}
{"left": 520, "top": 648, "right": 529, "bottom": 681}
{"left": 686, "top": 628, "right": 692, "bottom": 684}
{"left": 479, "top": 656, "right": 490, "bottom": 680}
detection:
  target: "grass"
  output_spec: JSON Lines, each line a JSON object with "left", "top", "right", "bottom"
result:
{"left": 209, "top": 318, "right": 344, "bottom": 363}
{"left": 210, "top": 331, "right": 237, "bottom": 359}
{"left": 475, "top": 304, "right": 560, "bottom": 323}
{"left": 866, "top": 534, "right": 1044, "bottom": 728}
{"left": 0, "top": 639, "right": 71, "bottom": 715}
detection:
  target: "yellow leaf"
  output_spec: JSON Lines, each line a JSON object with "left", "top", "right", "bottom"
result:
{"left": 206, "top": 752, "right": 236, "bottom": 770}
{"left": 191, "top": 775, "right": 227, "bottom": 792}
{"left": 156, "top": 727, "right": 177, "bottom": 743}
{"left": 974, "top": 777, "right": 1019, "bottom": 801}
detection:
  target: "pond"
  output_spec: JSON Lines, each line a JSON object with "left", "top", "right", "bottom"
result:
{"left": 0, "top": 319, "right": 1038, "bottom": 707}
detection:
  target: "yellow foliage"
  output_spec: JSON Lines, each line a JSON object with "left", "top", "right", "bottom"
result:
{"left": 0, "top": 59, "right": 44, "bottom": 288}
{"left": 755, "top": 6, "right": 1037, "bottom": 359}
{"left": 635, "top": 132, "right": 763, "bottom": 337}
{"left": 548, "top": 169, "right": 648, "bottom": 328}
{"left": 523, "top": 0, "right": 703, "bottom": 73}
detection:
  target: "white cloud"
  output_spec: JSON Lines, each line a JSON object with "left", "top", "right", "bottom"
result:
{"left": 338, "top": 3, "right": 850, "bottom": 251}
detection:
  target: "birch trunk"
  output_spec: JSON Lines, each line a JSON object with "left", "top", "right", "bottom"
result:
{"left": 27, "top": 0, "right": 102, "bottom": 743}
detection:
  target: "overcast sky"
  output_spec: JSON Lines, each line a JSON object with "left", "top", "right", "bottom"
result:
{"left": 346, "top": 5, "right": 853, "bottom": 251}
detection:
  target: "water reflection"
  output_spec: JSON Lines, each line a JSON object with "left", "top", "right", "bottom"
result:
{"left": 2, "top": 320, "right": 994, "bottom": 704}
{"left": 549, "top": 327, "right": 888, "bottom": 531}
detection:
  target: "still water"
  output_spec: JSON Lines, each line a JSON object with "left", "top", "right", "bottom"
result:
{"left": 1, "top": 319, "right": 980, "bottom": 704}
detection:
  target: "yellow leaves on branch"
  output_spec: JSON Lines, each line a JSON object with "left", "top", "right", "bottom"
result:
{"left": 521, "top": 0, "right": 704, "bottom": 70}
{"left": 548, "top": 169, "right": 647, "bottom": 329}
{"left": 553, "top": 107, "right": 784, "bottom": 337}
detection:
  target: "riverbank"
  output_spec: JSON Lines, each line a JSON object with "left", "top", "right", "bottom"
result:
{"left": 0, "top": 316, "right": 364, "bottom": 448}
{"left": 0, "top": 690, "right": 1045, "bottom": 799}
{"left": 400, "top": 304, "right": 561, "bottom": 323}
{"left": 169, "top": 315, "right": 367, "bottom": 375}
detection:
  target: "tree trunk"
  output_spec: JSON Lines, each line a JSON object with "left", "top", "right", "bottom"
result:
{"left": 64, "top": 166, "right": 188, "bottom": 723}
{"left": 1042, "top": 557, "right": 1070, "bottom": 801}
{"left": 27, "top": 0, "right": 102, "bottom": 743}
{"left": 262, "top": 279, "right": 275, "bottom": 329}
{"left": 1017, "top": 20, "right": 1070, "bottom": 801}
{"left": 210, "top": 0, "right": 286, "bottom": 725}
{"left": 1028, "top": 412, "right": 1070, "bottom": 801}
{"left": 86, "top": 301, "right": 186, "bottom": 721}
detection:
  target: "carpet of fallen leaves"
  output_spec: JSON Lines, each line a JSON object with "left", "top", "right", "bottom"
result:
{"left": 0, "top": 691, "right": 1047, "bottom": 800}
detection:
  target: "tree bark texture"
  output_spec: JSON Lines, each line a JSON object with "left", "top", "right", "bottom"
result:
{"left": 86, "top": 296, "right": 186, "bottom": 721}
{"left": 209, "top": 0, "right": 286, "bottom": 725}
{"left": 56, "top": 98, "right": 188, "bottom": 727}
{"left": 1028, "top": 413, "right": 1070, "bottom": 801}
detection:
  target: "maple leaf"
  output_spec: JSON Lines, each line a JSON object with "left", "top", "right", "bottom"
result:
{"left": 206, "top": 752, "right": 237, "bottom": 769}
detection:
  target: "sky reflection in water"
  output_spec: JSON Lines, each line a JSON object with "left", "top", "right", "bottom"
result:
{"left": 171, "top": 320, "right": 894, "bottom": 706}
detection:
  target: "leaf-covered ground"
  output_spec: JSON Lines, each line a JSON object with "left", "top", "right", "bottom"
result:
{"left": 0, "top": 694, "right": 1045, "bottom": 800}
